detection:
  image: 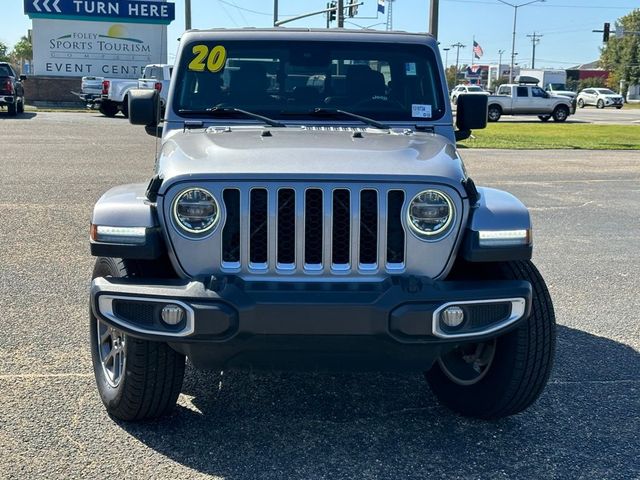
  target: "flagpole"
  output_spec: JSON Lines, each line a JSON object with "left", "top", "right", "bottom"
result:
{"left": 471, "top": 35, "right": 474, "bottom": 67}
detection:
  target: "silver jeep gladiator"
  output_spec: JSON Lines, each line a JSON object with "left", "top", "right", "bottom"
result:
{"left": 89, "top": 29, "right": 556, "bottom": 421}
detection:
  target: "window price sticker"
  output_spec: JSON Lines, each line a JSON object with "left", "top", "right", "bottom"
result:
{"left": 412, "top": 104, "right": 432, "bottom": 118}
{"left": 405, "top": 62, "right": 417, "bottom": 76}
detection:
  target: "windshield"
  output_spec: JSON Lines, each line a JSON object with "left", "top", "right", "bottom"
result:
{"left": 596, "top": 88, "right": 616, "bottom": 95}
{"left": 173, "top": 40, "right": 445, "bottom": 122}
{"left": 549, "top": 83, "right": 567, "bottom": 90}
{"left": 467, "top": 86, "right": 483, "bottom": 92}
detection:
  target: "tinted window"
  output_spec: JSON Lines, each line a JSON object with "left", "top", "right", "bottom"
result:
{"left": 174, "top": 41, "right": 446, "bottom": 121}
{"left": 0, "top": 64, "right": 13, "bottom": 77}
{"left": 517, "top": 86, "right": 529, "bottom": 97}
{"left": 467, "top": 86, "right": 483, "bottom": 92}
{"left": 596, "top": 88, "right": 616, "bottom": 95}
{"left": 531, "top": 87, "right": 546, "bottom": 97}
{"left": 498, "top": 86, "right": 510, "bottom": 96}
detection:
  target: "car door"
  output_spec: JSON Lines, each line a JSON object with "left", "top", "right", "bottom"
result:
{"left": 531, "top": 86, "right": 552, "bottom": 113}
{"left": 513, "top": 86, "right": 531, "bottom": 113}
{"left": 583, "top": 89, "right": 595, "bottom": 106}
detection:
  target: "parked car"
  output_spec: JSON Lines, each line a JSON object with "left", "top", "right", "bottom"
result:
{"left": 450, "top": 84, "right": 489, "bottom": 105}
{"left": 0, "top": 62, "right": 26, "bottom": 116}
{"left": 99, "top": 77, "right": 138, "bottom": 117}
{"left": 577, "top": 88, "right": 624, "bottom": 109}
{"left": 89, "top": 28, "right": 556, "bottom": 422}
{"left": 137, "top": 64, "right": 172, "bottom": 112}
{"left": 545, "top": 83, "right": 576, "bottom": 100}
{"left": 488, "top": 81, "right": 575, "bottom": 122}
{"left": 71, "top": 76, "right": 104, "bottom": 109}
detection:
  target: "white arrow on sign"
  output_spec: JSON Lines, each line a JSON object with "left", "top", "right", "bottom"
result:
{"left": 33, "top": 0, "right": 41, "bottom": 12}
{"left": 42, "top": 0, "right": 51, "bottom": 12}
{"left": 52, "top": 0, "right": 61, "bottom": 12}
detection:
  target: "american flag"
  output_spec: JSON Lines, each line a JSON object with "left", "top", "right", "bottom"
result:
{"left": 377, "top": 0, "right": 385, "bottom": 14}
{"left": 473, "top": 41, "right": 484, "bottom": 59}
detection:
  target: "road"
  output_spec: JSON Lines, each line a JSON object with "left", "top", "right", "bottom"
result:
{"left": 453, "top": 103, "right": 640, "bottom": 124}
{"left": 1, "top": 112, "right": 638, "bottom": 479}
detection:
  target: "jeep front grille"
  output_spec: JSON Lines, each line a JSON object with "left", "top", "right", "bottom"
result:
{"left": 220, "top": 186, "right": 405, "bottom": 275}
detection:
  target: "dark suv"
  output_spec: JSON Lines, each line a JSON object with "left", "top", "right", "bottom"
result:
{"left": 0, "top": 62, "right": 26, "bottom": 116}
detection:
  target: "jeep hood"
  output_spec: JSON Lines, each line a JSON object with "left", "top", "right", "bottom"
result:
{"left": 157, "top": 128, "right": 467, "bottom": 194}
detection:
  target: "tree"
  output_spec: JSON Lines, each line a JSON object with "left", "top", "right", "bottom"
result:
{"left": 11, "top": 36, "right": 32, "bottom": 62}
{"left": 0, "top": 41, "right": 10, "bottom": 62}
{"left": 600, "top": 9, "right": 640, "bottom": 99}
{"left": 10, "top": 36, "right": 32, "bottom": 73}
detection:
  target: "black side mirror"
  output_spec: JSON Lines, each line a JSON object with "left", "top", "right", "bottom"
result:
{"left": 19, "top": 75, "right": 27, "bottom": 81}
{"left": 455, "top": 94, "right": 488, "bottom": 141}
{"left": 129, "top": 89, "right": 161, "bottom": 136}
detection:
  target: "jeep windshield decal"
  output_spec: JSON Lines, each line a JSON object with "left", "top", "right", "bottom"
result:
{"left": 173, "top": 40, "right": 446, "bottom": 123}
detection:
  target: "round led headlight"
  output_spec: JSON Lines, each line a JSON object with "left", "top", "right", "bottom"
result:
{"left": 407, "top": 190, "right": 454, "bottom": 237}
{"left": 172, "top": 188, "right": 219, "bottom": 234}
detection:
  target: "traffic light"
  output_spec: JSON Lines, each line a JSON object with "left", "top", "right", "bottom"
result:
{"left": 328, "top": 1, "right": 337, "bottom": 22}
{"left": 348, "top": 2, "right": 359, "bottom": 17}
{"left": 603, "top": 22, "right": 610, "bottom": 42}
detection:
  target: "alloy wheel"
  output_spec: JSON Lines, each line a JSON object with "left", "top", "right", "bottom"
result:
{"left": 96, "top": 320, "right": 126, "bottom": 387}
{"left": 437, "top": 339, "right": 497, "bottom": 386}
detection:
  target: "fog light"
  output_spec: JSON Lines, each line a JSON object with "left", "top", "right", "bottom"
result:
{"left": 161, "top": 304, "right": 185, "bottom": 325}
{"left": 441, "top": 306, "right": 465, "bottom": 328}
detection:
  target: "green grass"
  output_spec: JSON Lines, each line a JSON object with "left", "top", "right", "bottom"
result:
{"left": 460, "top": 123, "right": 640, "bottom": 150}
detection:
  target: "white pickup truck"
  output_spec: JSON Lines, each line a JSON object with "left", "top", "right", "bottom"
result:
{"left": 99, "top": 78, "right": 138, "bottom": 117}
{"left": 137, "top": 64, "right": 172, "bottom": 112}
{"left": 487, "top": 82, "right": 575, "bottom": 122}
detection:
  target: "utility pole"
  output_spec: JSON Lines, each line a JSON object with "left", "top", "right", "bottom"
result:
{"left": 185, "top": 0, "right": 191, "bottom": 30}
{"left": 452, "top": 42, "right": 465, "bottom": 85}
{"left": 526, "top": 32, "right": 542, "bottom": 68}
{"left": 337, "top": 0, "right": 344, "bottom": 27}
{"left": 498, "top": 49, "right": 505, "bottom": 80}
{"left": 429, "top": 0, "right": 439, "bottom": 39}
{"left": 273, "top": 0, "right": 278, "bottom": 26}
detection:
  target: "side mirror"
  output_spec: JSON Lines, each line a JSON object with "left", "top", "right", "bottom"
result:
{"left": 455, "top": 94, "right": 488, "bottom": 141}
{"left": 129, "top": 89, "right": 161, "bottom": 134}
{"left": 19, "top": 75, "right": 27, "bottom": 81}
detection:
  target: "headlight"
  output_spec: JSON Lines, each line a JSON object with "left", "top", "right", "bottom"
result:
{"left": 407, "top": 190, "right": 454, "bottom": 237}
{"left": 172, "top": 188, "right": 219, "bottom": 234}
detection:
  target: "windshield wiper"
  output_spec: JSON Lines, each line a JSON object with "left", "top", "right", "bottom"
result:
{"left": 178, "top": 107, "right": 286, "bottom": 128}
{"left": 305, "top": 108, "right": 390, "bottom": 130}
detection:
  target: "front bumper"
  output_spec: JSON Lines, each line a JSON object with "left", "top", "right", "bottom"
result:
{"left": 91, "top": 276, "right": 532, "bottom": 370}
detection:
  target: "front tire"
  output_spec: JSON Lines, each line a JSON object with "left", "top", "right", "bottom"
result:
{"left": 90, "top": 257, "right": 185, "bottom": 421}
{"left": 552, "top": 105, "right": 569, "bottom": 122}
{"left": 426, "top": 260, "right": 556, "bottom": 419}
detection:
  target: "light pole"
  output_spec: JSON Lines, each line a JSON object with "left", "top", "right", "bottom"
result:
{"left": 443, "top": 47, "right": 450, "bottom": 68}
{"left": 185, "top": 0, "right": 191, "bottom": 30}
{"left": 497, "top": 0, "right": 545, "bottom": 82}
{"left": 498, "top": 49, "right": 505, "bottom": 79}
{"left": 451, "top": 42, "right": 465, "bottom": 85}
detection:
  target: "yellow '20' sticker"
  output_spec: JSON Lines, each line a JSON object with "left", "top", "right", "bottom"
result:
{"left": 188, "top": 45, "right": 227, "bottom": 73}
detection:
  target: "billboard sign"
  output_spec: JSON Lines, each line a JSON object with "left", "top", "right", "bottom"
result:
{"left": 24, "top": 0, "right": 175, "bottom": 24}
{"left": 31, "top": 19, "right": 167, "bottom": 77}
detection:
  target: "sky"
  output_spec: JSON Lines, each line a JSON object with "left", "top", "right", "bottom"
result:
{"left": 2, "top": 0, "right": 638, "bottom": 69}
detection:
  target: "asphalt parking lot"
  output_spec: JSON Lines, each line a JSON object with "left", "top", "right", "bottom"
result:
{"left": 0, "top": 111, "right": 638, "bottom": 479}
